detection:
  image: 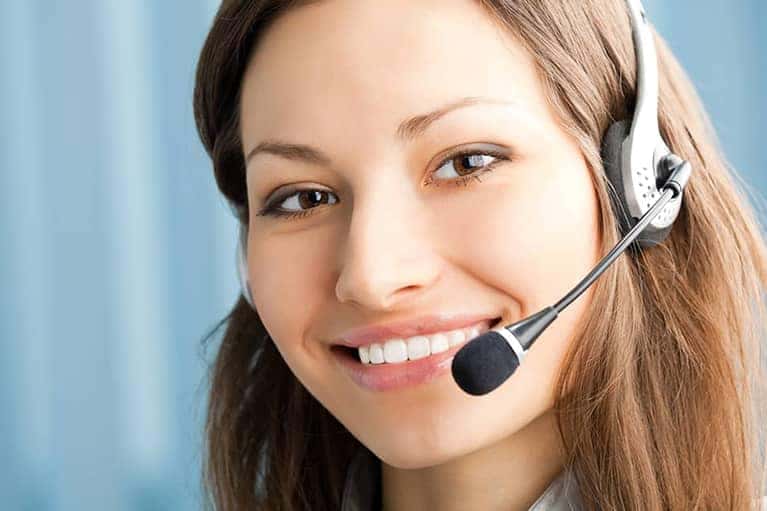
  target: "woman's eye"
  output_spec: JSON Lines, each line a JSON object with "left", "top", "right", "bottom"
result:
{"left": 256, "top": 189, "right": 338, "bottom": 219}
{"left": 427, "top": 149, "right": 507, "bottom": 187}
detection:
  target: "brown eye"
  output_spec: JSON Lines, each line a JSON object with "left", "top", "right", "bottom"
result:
{"left": 297, "top": 190, "right": 332, "bottom": 209}
{"left": 431, "top": 151, "right": 505, "bottom": 182}
{"left": 258, "top": 188, "right": 339, "bottom": 219}
{"left": 454, "top": 154, "right": 492, "bottom": 176}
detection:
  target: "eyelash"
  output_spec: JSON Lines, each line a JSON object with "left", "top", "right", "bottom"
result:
{"left": 256, "top": 148, "right": 510, "bottom": 220}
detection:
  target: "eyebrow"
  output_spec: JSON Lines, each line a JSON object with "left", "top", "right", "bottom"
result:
{"left": 244, "top": 96, "right": 512, "bottom": 167}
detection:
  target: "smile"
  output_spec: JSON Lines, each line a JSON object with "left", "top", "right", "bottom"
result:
{"left": 330, "top": 317, "right": 504, "bottom": 392}
{"left": 355, "top": 321, "right": 491, "bottom": 364}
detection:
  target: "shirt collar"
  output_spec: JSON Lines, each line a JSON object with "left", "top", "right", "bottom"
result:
{"left": 341, "top": 446, "right": 583, "bottom": 511}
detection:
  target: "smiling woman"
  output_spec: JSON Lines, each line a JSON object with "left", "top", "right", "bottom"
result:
{"left": 193, "top": 1, "right": 767, "bottom": 510}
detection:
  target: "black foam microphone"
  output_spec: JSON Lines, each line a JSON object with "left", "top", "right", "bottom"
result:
{"left": 451, "top": 159, "right": 691, "bottom": 396}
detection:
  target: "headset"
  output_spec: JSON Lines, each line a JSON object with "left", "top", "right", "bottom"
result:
{"left": 233, "top": 0, "right": 691, "bottom": 396}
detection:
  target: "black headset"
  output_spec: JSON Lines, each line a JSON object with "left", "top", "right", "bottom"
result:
{"left": 233, "top": 0, "right": 692, "bottom": 396}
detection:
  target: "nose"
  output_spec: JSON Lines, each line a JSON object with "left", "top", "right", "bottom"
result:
{"left": 334, "top": 183, "right": 442, "bottom": 311}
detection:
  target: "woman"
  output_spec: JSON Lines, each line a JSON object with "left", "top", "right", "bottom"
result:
{"left": 193, "top": 0, "right": 767, "bottom": 509}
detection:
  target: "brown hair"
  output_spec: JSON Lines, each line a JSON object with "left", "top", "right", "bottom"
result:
{"left": 193, "top": 0, "right": 767, "bottom": 509}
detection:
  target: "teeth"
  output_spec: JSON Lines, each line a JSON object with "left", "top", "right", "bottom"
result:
{"left": 407, "top": 336, "right": 430, "bottom": 360}
{"left": 383, "top": 339, "right": 407, "bottom": 363}
{"left": 447, "top": 329, "right": 466, "bottom": 347}
{"left": 356, "top": 324, "right": 486, "bottom": 365}
{"left": 429, "top": 333, "right": 449, "bottom": 354}
{"left": 369, "top": 344, "right": 384, "bottom": 364}
{"left": 359, "top": 346, "right": 370, "bottom": 364}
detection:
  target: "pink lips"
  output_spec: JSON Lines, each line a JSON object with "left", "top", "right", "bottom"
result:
{"left": 330, "top": 317, "right": 496, "bottom": 392}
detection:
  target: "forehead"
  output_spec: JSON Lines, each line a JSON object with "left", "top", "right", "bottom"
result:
{"left": 239, "top": 0, "right": 554, "bottom": 154}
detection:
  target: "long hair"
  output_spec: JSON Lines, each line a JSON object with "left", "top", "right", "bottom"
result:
{"left": 193, "top": 1, "right": 767, "bottom": 509}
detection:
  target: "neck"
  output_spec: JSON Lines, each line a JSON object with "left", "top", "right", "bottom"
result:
{"left": 380, "top": 409, "right": 565, "bottom": 511}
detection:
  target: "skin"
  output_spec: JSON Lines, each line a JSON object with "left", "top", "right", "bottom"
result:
{"left": 239, "top": 1, "right": 601, "bottom": 509}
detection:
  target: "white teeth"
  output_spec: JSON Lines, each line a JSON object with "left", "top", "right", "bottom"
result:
{"left": 407, "top": 336, "right": 430, "bottom": 360}
{"left": 429, "top": 333, "right": 449, "bottom": 354}
{"left": 447, "top": 330, "right": 465, "bottom": 347}
{"left": 383, "top": 339, "right": 407, "bottom": 363}
{"left": 356, "top": 324, "right": 486, "bottom": 364}
{"left": 358, "top": 345, "right": 370, "bottom": 364}
{"left": 369, "top": 344, "right": 384, "bottom": 364}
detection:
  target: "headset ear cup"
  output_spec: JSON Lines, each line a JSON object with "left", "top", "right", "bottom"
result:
{"left": 601, "top": 119, "right": 673, "bottom": 250}
{"left": 601, "top": 119, "right": 635, "bottom": 242}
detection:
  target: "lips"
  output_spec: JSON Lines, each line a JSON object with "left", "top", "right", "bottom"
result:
{"left": 329, "top": 316, "right": 503, "bottom": 392}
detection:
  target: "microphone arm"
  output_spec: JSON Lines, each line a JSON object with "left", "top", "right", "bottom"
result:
{"left": 513, "top": 157, "right": 691, "bottom": 354}
{"left": 553, "top": 157, "right": 690, "bottom": 315}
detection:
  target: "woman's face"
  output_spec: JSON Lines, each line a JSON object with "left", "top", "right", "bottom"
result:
{"left": 240, "top": 0, "right": 601, "bottom": 468}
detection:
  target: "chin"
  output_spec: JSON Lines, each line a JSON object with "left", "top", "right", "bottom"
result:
{"left": 376, "top": 448, "right": 456, "bottom": 470}
{"left": 369, "top": 429, "right": 490, "bottom": 469}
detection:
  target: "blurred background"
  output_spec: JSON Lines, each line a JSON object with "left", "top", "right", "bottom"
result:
{"left": 0, "top": 1, "right": 765, "bottom": 509}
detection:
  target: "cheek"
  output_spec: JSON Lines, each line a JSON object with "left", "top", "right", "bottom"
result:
{"left": 247, "top": 230, "right": 335, "bottom": 365}
{"left": 437, "top": 158, "right": 600, "bottom": 312}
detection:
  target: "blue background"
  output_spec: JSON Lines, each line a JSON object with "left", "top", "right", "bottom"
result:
{"left": 0, "top": 1, "right": 764, "bottom": 509}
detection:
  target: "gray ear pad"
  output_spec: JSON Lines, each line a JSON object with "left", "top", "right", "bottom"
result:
{"left": 601, "top": 119, "right": 673, "bottom": 249}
